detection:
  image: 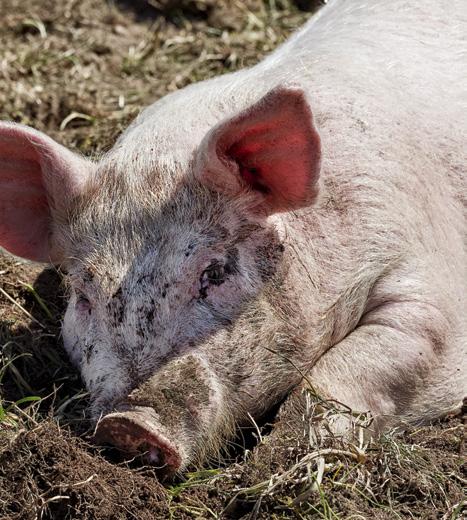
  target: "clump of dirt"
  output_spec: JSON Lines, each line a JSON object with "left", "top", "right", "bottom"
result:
{"left": 0, "top": 421, "right": 167, "bottom": 520}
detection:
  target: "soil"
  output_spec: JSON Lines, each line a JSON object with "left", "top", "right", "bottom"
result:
{"left": 0, "top": 421, "right": 167, "bottom": 520}
{"left": 0, "top": 1, "right": 465, "bottom": 519}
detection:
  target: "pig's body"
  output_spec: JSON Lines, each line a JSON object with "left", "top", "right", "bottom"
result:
{"left": 114, "top": 0, "right": 467, "bottom": 423}
{"left": 0, "top": 0, "right": 466, "bottom": 474}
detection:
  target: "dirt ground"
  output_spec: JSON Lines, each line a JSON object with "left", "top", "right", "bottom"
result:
{"left": 0, "top": 1, "right": 465, "bottom": 519}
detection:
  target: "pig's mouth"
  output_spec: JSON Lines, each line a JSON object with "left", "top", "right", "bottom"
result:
{"left": 93, "top": 406, "right": 182, "bottom": 477}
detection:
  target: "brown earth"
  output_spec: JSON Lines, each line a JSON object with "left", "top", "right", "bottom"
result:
{"left": 0, "top": 1, "right": 465, "bottom": 519}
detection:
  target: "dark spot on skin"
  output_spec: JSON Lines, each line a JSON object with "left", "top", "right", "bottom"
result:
{"left": 108, "top": 286, "right": 125, "bottom": 325}
{"left": 137, "top": 274, "right": 152, "bottom": 284}
{"left": 115, "top": 304, "right": 125, "bottom": 324}
{"left": 215, "top": 226, "right": 230, "bottom": 241}
{"left": 425, "top": 326, "right": 446, "bottom": 355}
{"left": 205, "top": 225, "right": 230, "bottom": 244}
{"left": 147, "top": 309, "right": 155, "bottom": 323}
{"left": 82, "top": 268, "right": 94, "bottom": 284}
{"left": 381, "top": 346, "right": 434, "bottom": 417}
{"left": 389, "top": 370, "right": 419, "bottom": 416}
{"left": 84, "top": 343, "right": 95, "bottom": 364}
{"left": 161, "top": 283, "right": 170, "bottom": 298}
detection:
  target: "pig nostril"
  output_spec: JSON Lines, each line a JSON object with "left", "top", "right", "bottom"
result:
{"left": 128, "top": 441, "right": 163, "bottom": 467}
{"left": 145, "top": 446, "right": 162, "bottom": 465}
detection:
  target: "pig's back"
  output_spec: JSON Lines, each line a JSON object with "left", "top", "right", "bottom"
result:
{"left": 275, "top": 0, "right": 467, "bottom": 248}
{"left": 121, "top": 0, "right": 466, "bottom": 230}
{"left": 270, "top": 0, "right": 466, "bottom": 105}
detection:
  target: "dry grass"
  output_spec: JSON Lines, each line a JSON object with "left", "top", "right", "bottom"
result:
{"left": 0, "top": 1, "right": 465, "bottom": 519}
{"left": 0, "top": 0, "right": 312, "bottom": 154}
{"left": 214, "top": 388, "right": 465, "bottom": 519}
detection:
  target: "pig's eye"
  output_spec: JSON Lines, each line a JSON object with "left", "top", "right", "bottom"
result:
{"left": 205, "top": 261, "right": 225, "bottom": 282}
{"left": 199, "top": 260, "right": 225, "bottom": 298}
{"left": 76, "top": 293, "right": 92, "bottom": 314}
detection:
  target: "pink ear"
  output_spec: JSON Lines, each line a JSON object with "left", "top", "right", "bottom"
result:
{"left": 0, "top": 122, "right": 92, "bottom": 262}
{"left": 194, "top": 86, "right": 321, "bottom": 214}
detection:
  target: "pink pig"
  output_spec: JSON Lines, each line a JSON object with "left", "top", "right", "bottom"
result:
{"left": 0, "top": 0, "right": 465, "bottom": 476}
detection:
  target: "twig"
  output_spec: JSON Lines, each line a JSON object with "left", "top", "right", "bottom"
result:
{"left": 247, "top": 412, "right": 263, "bottom": 444}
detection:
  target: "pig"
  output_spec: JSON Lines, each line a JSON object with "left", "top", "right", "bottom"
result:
{"left": 0, "top": 0, "right": 466, "bottom": 476}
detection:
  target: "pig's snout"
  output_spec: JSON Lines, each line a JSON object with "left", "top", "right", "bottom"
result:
{"left": 94, "top": 406, "right": 182, "bottom": 476}
{"left": 93, "top": 354, "right": 226, "bottom": 476}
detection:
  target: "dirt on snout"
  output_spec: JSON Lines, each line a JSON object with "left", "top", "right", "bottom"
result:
{"left": 0, "top": 0, "right": 466, "bottom": 519}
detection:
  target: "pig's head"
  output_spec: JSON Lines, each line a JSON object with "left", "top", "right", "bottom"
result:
{"left": 0, "top": 86, "right": 321, "bottom": 476}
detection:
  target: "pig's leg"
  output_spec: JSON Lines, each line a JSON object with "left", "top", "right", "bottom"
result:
{"left": 307, "top": 303, "right": 464, "bottom": 431}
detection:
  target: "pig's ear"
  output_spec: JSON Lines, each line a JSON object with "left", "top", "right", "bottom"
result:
{"left": 0, "top": 122, "right": 92, "bottom": 263}
{"left": 194, "top": 86, "right": 321, "bottom": 215}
